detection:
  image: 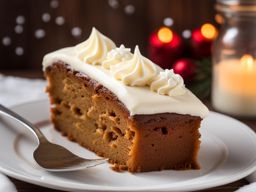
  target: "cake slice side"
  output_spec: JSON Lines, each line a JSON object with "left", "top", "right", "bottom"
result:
{"left": 128, "top": 114, "right": 201, "bottom": 172}
{"left": 45, "top": 62, "right": 202, "bottom": 172}
{"left": 45, "top": 62, "right": 136, "bottom": 167}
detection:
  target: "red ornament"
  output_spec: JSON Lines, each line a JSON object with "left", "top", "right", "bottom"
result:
{"left": 190, "top": 23, "right": 217, "bottom": 59}
{"left": 173, "top": 58, "right": 196, "bottom": 83}
{"left": 148, "top": 27, "right": 184, "bottom": 69}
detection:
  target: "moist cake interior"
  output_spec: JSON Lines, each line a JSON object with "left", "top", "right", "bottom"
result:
{"left": 45, "top": 62, "right": 202, "bottom": 172}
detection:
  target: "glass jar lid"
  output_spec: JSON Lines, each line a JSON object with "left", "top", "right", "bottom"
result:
{"left": 216, "top": 0, "right": 256, "bottom": 15}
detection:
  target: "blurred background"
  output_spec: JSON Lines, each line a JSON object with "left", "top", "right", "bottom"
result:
{"left": 0, "top": 0, "right": 215, "bottom": 71}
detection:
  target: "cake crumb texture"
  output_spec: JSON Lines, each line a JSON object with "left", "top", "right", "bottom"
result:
{"left": 45, "top": 62, "right": 202, "bottom": 172}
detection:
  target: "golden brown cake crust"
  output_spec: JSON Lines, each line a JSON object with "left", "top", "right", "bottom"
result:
{"left": 44, "top": 62, "right": 202, "bottom": 172}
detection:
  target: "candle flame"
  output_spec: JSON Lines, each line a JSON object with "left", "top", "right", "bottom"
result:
{"left": 240, "top": 54, "right": 254, "bottom": 71}
{"left": 201, "top": 23, "right": 218, "bottom": 40}
{"left": 157, "top": 27, "right": 173, "bottom": 43}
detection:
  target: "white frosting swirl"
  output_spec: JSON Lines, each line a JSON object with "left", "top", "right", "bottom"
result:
{"left": 111, "top": 46, "right": 159, "bottom": 86}
{"left": 102, "top": 44, "right": 132, "bottom": 69}
{"left": 150, "top": 69, "right": 186, "bottom": 96}
{"left": 75, "top": 27, "right": 116, "bottom": 65}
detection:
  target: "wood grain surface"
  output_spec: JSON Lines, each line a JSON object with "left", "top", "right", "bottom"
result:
{"left": 0, "top": 0, "right": 215, "bottom": 70}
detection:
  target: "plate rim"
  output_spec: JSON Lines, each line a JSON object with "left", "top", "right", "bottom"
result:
{"left": 0, "top": 99, "right": 256, "bottom": 192}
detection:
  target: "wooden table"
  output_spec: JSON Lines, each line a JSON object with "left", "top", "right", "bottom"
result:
{"left": 1, "top": 70, "right": 256, "bottom": 192}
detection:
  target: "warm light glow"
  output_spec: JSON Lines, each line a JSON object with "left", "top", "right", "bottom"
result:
{"left": 201, "top": 23, "right": 218, "bottom": 40}
{"left": 240, "top": 54, "right": 254, "bottom": 71}
{"left": 215, "top": 14, "right": 224, "bottom": 24}
{"left": 157, "top": 27, "right": 173, "bottom": 43}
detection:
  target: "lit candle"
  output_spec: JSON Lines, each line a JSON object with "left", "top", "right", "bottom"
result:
{"left": 191, "top": 23, "right": 218, "bottom": 59}
{"left": 212, "top": 54, "right": 256, "bottom": 116}
{"left": 148, "top": 27, "right": 184, "bottom": 69}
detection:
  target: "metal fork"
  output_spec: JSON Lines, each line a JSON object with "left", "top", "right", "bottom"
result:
{"left": 0, "top": 104, "right": 107, "bottom": 172}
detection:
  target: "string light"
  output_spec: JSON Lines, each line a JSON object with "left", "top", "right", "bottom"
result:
{"left": 35, "top": 29, "right": 46, "bottom": 39}
{"left": 71, "top": 27, "right": 82, "bottom": 37}
{"left": 2, "top": 37, "right": 11, "bottom": 46}
{"left": 182, "top": 29, "right": 191, "bottom": 39}
{"left": 108, "top": 0, "right": 119, "bottom": 9}
{"left": 124, "top": 4, "right": 135, "bottom": 15}
{"left": 15, "top": 25, "right": 23, "bottom": 34}
{"left": 42, "top": 13, "right": 51, "bottom": 23}
{"left": 16, "top": 15, "right": 25, "bottom": 25}
{"left": 163, "top": 17, "right": 174, "bottom": 27}
{"left": 50, "top": 0, "right": 59, "bottom": 8}
{"left": 15, "top": 47, "right": 24, "bottom": 56}
{"left": 157, "top": 27, "right": 173, "bottom": 43}
{"left": 55, "top": 16, "right": 65, "bottom": 25}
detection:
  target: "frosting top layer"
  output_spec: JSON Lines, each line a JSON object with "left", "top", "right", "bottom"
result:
{"left": 43, "top": 47, "right": 209, "bottom": 118}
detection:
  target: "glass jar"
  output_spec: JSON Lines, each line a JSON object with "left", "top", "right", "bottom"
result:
{"left": 212, "top": 0, "right": 256, "bottom": 117}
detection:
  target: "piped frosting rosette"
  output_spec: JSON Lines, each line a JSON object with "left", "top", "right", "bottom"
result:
{"left": 75, "top": 27, "right": 116, "bottom": 65}
{"left": 102, "top": 44, "right": 132, "bottom": 69}
{"left": 110, "top": 46, "right": 159, "bottom": 86}
{"left": 150, "top": 69, "right": 186, "bottom": 96}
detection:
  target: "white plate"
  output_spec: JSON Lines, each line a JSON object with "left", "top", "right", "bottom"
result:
{"left": 0, "top": 100, "right": 256, "bottom": 192}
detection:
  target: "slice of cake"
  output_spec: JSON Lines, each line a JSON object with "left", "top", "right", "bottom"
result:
{"left": 43, "top": 27, "right": 209, "bottom": 172}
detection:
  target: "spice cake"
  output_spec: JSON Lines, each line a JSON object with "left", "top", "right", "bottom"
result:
{"left": 43, "top": 27, "right": 209, "bottom": 172}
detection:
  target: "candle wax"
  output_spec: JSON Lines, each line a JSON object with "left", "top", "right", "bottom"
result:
{"left": 212, "top": 59, "right": 256, "bottom": 116}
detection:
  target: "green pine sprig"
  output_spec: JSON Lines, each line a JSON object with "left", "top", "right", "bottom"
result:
{"left": 188, "top": 58, "right": 212, "bottom": 99}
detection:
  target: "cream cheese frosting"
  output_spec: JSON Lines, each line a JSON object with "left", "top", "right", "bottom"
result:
{"left": 110, "top": 46, "right": 159, "bottom": 86}
{"left": 150, "top": 69, "right": 186, "bottom": 96}
{"left": 102, "top": 44, "right": 132, "bottom": 69}
{"left": 43, "top": 47, "right": 209, "bottom": 118}
{"left": 75, "top": 27, "right": 116, "bottom": 65}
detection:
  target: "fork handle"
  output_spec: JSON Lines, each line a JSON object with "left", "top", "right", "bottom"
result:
{"left": 0, "top": 104, "right": 48, "bottom": 143}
